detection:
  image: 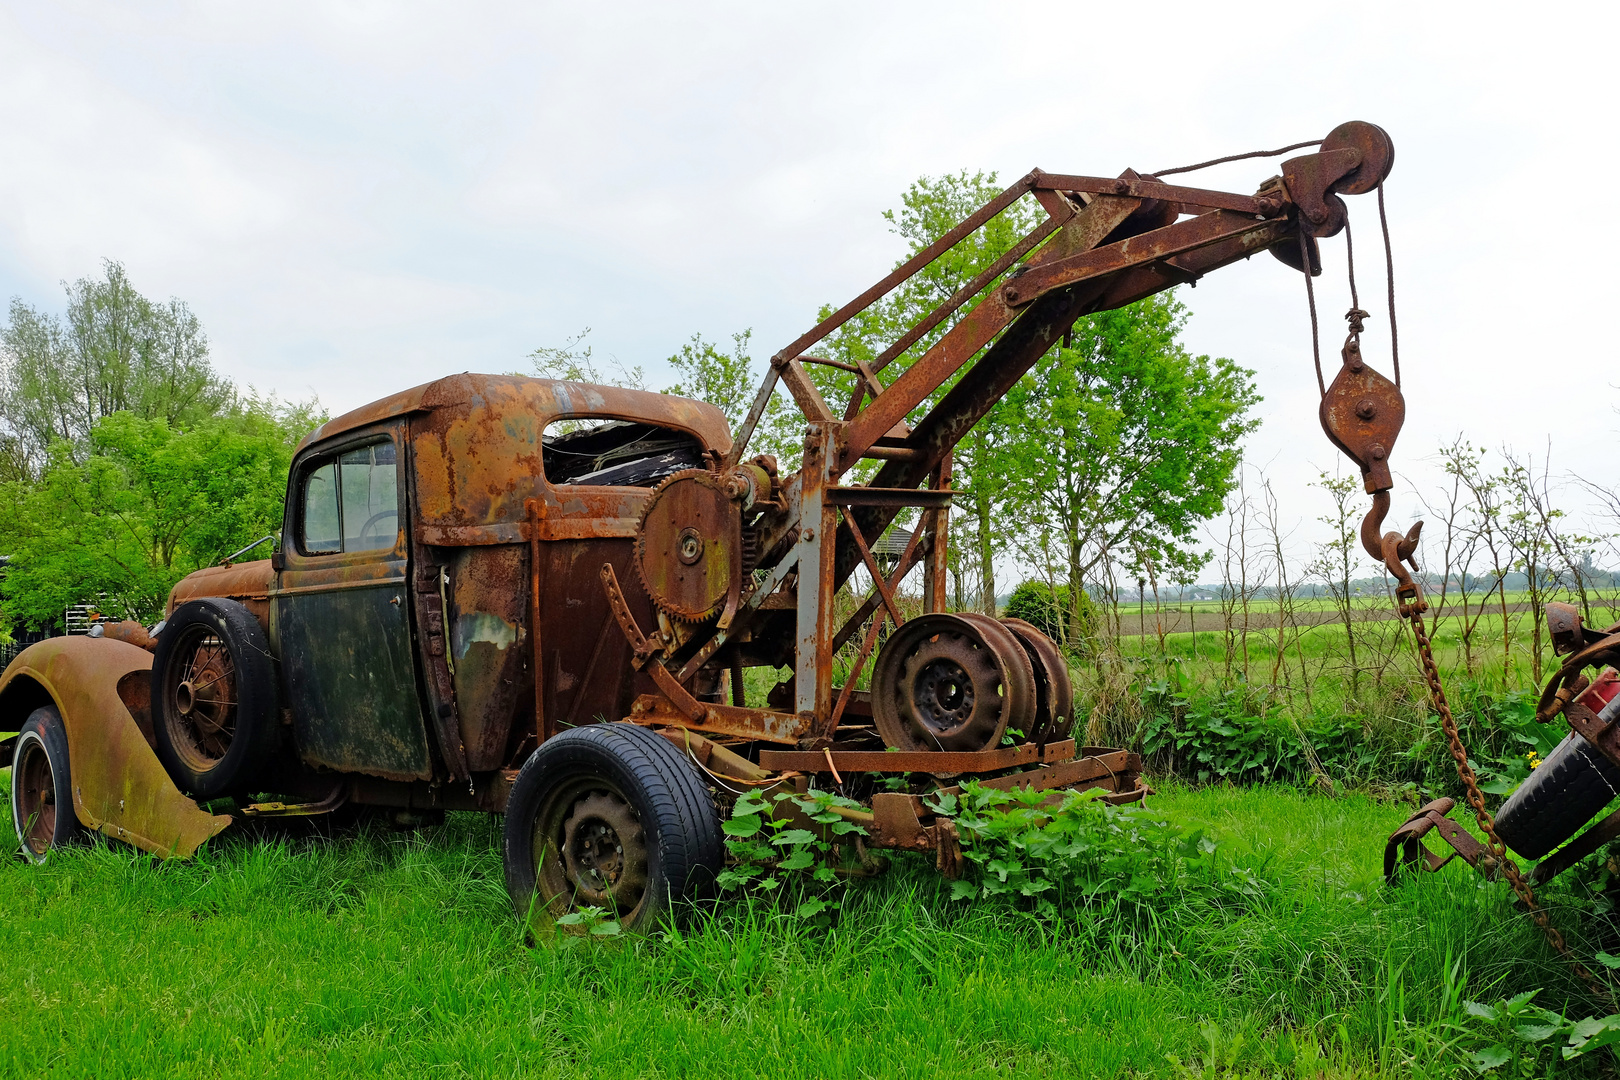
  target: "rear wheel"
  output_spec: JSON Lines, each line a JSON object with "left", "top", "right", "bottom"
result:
{"left": 503, "top": 723, "right": 722, "bottom": 933}
{"left": 152, "top": 598, "right": 280, "bottom": 799}
{"left": 11, "top": 706, "right": 84, "bottom": 863}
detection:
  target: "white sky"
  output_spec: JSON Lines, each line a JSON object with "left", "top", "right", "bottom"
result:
{"left": 1, "top": 1, "right": 1615, "bottom": 584}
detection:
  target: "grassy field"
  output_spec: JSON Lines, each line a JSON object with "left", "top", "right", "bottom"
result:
{"left": 0, "top": 777, "right": 1609, "bottom": 1078}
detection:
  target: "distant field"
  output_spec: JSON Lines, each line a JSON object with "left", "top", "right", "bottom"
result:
{"left": 0, "top": 779, "right": 1602, "bottom": 1077}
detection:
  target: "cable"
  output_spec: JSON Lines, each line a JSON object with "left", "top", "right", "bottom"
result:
{"left": 1153, "top": 139, "right": 1323, "bottom": 178}
{"left": 1299, "top": 231, "right": 1325, "bottom": 397}
{"left": 1378, "top": 182, "right": 1401, "bottom": 388}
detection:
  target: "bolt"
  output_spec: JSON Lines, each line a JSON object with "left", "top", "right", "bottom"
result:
{"left": 1355, "top": 399, "right": 1378, "bottom": 421}
{"left": 1369, "top": 443, "right": 1387, "bottom": 461}
{"left": 801, "top": 527, "right": 815, "bottom": 542}
{"left": 1308, "top": 207, "right": 1327, "bottom": 224}
{"left": 1005, "top": 286, "right": 1020, "bottom": 302}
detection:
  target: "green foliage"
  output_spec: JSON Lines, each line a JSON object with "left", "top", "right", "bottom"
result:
{"left": 0, "top": 400, "right": 316, "bottom": 629}
{"left": 1003, "top": 578, "right": 1096, "bottom": 643}
{"left": 524, "top": 326, "right": 645, "bottom": 389}
{"left": 930, "top": 782, "right": 1266, "bottom": 917}
{"left": 1453, "top": 989, "right": 1620, "bottom": 1075}
{"left": 716, "top": 787, "right": 871, "bottom": 926}
{"left": 996, "top": 292, "right": 1260, "bottom": 628}
{"left": 553, "top": 905, "right": 622, "bottom": 938}
{"left": 0, "top": 260, "right": 233, "bottom": 473}
{"left": 662, "top": 329, "right": 802, "bottom": 467}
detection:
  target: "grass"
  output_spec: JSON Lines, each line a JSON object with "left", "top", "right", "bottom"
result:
{"left": 0, "top": 778, "right": 1611, "bottom": 1077}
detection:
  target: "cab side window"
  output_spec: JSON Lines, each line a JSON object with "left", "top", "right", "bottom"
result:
{"left": 298, "top": 440, "right": 400, "bottom": 555}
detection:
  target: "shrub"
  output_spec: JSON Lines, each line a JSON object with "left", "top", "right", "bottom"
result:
{"left": 1003, "top": 579, "right": 1095, "bottom": 646}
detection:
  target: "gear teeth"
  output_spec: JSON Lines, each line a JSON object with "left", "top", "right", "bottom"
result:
{"left": 633, "top": 468, "right": 728, "bottom": 624}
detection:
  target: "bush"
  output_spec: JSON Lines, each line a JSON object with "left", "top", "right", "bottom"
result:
{"left": 1003, "top": 579, "right": 1095, "bottom": 647}
{"left": 931, "top": 782, "right": 1268, "bottom": 918}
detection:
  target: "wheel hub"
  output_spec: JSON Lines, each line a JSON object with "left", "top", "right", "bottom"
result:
{"left": 559, "top": 790, "right": 648, "bottom": 908}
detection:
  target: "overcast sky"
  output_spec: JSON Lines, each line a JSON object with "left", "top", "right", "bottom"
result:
{"left": 2, "top": 1, "right": 1614, "bottom": 583}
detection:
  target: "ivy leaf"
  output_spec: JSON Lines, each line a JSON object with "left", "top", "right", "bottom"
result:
{"left": 949, "top": 879, "right": 978, "bottom": 901}
{"left": 771, "top": 829, "right": 819, "bottom": 847}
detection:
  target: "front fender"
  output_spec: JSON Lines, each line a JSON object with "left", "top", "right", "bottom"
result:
{"left": 0, "top": 637, "right": 232, "bottom": 857}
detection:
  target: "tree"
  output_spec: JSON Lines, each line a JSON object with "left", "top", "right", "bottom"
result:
{"left": 525, "top": 327, "right": 645, "bottom": 390}
{"left": 0, "top": 399, "right": 316, "bottom": 630}
{"left": 664, "top": 329, "right": 803, "bottom": 467}
{"left": 0, "top": 260, "right": 233, "bottom": 472}
{"left": 807, "top": 171, "right": 1040, "bottom": 612}
{"left": 998, "top": 293, "right": 1260, "bottom": 644}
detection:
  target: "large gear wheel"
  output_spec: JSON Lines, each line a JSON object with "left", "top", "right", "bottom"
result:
{"left": 634, "top": 469, "right": 742, "bottom": 623}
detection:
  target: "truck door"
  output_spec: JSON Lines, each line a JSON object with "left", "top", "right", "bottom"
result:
{"left": 273, "top": 425, "right": 433, "bottom": 780}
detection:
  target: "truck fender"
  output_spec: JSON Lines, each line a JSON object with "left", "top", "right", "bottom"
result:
{"left": 0, "top": 637, "right": 232, "bottom": 857}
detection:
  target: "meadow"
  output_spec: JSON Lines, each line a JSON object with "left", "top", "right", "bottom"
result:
{"left": 0, "top": 777, "right": 1609, "bottom": 1078}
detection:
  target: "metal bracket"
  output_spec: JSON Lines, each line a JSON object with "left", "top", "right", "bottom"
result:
{"left": 1383, "top": 797, "right": 1508, "bottom": 884}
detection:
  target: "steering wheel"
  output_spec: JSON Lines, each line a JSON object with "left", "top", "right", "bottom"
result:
{"left": 355, "top": 510, "right": 399, "bottom": 549}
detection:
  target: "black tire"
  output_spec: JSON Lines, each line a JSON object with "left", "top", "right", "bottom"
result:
{"left": 1494, "top": 731, "right": 1620, "bottom": 860}
{"left": 11, "top": 706, "right": 85, "bottom": 863}
{"left": 152, "top": 598, "right": 280, "bottom": 799}
{"left": 503, "top": 723, "right": 722, "bottom": 933}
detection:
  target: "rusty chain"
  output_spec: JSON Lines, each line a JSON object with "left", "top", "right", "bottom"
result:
{"left": 1395, "top": 577, "right": 1615, "bottom": 1005}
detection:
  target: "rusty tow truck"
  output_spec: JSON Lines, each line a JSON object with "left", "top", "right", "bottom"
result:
{"left": 4, "top": 123, "right": 1403, "bottom": 929}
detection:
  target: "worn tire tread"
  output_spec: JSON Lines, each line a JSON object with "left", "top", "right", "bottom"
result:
{"left": 502, "top": 723, "right": 722, "bottom": 930}
{"left": 1495, "top": 731, "right": 1620, "bottom": 861}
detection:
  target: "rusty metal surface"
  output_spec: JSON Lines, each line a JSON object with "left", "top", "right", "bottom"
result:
{"left": 169, "top": 558, "right": 272, "bottom": 629}
{"left": 870, "top": 612, "right": 1034, "bottom": 753}
{"left": 635, "top": 469, "right": 740, "bottom": 624}
{"left": 1382, "top": 797, "right": 1500, "bottom": 882}
{"left": 0, "top": 637, "right": 231, "bottom": 857}
{"left": 758, "top": 737, "right": 1075, "bottom": 774}
{"left": 1319, "top": 330, "right": 1405, "bottom": 495}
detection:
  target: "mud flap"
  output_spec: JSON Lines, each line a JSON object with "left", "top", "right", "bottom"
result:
{"left": 0, "top": 637, "right": 232, "bottom": 857}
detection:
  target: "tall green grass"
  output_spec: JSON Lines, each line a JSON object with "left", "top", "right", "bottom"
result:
{"left": 0, "top": 780, "right": 1609, "bottom": 1078}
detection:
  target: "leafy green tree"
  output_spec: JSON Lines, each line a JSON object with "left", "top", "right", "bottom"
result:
{"left": 996, "top": 293, "right": 1259, "bottom": 643}
{"left": 0, "top": 260, "right": 233, "bottom": 472}
{"left": 0, "top": 399, "right": 317, "bottom": 629}
{"left": 808, "top": 171, "right": 1040, "bottom": 612}
{"left": 664, "top": 329, "right": 803, "bottom": 467}
{"left": 525, "top": 327, "right": 645, "bottom": 390}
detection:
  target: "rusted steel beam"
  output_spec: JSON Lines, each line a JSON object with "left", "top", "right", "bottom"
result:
{"left": 1564, "top": 701, "right": 1620, "bottom": 773}
{"left": 935, "top": 750, "right": 1138, "bottom": 796}
{"left": 759, "top": 737, "right": 1076, "bottom": 774}
{"left": 924, "top": 454, "right": 951, "bottom": 613}
{"left": 1531, "top": 807, "right": 1620, "bottom": 884}
{"left": 829, "top": 516, "right": 930, "bottom": 654}
{"left": 1030, "top": 172, "right": 1274, "bottom": 215}
{"left": 771, "top": 172, "right": 1039, "bottom": 367}
{"left": 839, "top": 287, "right": 1017, "bottom": 473}
{"left": 999, "top": 210, "right": 1284, "bottom": 309}
{"left": 1382, "top": 797, "right": 1502, "bottom": 883}
{"left": 628, "top": 694, "right": 804, "bottom": 744}
{"left": 826, "top": 486, "right": 953, "bottom": 508}
{"left": 841, "top": 510, "right": 904, "bottom": 629}
{"left": 864, "top": 208, "right": 1069, "bottom": 379}
{"left": 776, "top": 357, "right": 834, "bottom": 423}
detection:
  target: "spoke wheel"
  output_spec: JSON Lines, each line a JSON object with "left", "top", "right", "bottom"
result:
{"left": 15, "top": 735, "right": 58, "bottom": 858}
{"left": 152, "top": 597, "right": 280, "bottom": 799}
{"left": 10, "top": 707, "right": 83, "bottom": 864}
{"left": 162, "top": 627, "right": 239, "bottom": 773}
